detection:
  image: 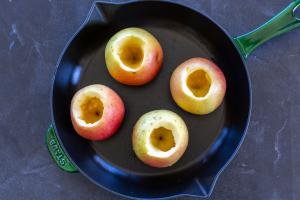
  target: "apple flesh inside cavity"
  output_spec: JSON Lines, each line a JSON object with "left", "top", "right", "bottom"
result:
{"left": 132, "top": 110, "right": 189, "bottom": 168}
{"left": 170, "top": 57, "right": 226, "bottom": 115}
{"left": 105, "top": 27, "right": 163, "bottom": 86}
{"left": 70, "top": 84, "right": 125, "bottom": 141}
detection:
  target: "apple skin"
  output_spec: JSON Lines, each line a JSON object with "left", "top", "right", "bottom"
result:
{"left": 132, "top": 110, "right": 188, "bottom": 168}
{"left": 105, "top": 27, "right": 163, "bottom": 86}
{"left": 170, "top": 58, "right": 226, "bottom": 115}
{"left": 70, "top": 84, "right": 125, "bottom": 141}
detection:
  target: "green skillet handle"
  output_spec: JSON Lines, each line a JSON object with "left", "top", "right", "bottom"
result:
{"left": 234, "top": 0, "right": 300, "bottom": 58}
{"left": 46, "top": 125, "right": 78, "bottom": 173}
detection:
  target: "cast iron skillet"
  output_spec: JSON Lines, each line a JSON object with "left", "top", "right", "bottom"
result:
{"left": 46, "top": 1, "right": 300, "bottom": 199}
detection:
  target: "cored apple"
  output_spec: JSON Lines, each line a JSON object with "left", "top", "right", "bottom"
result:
{"left": 170, "top": 57, "right": 226, "bottom": 115}
{"left": 132, "top": 110, "right": 189, "bottom": 168}
{"left": 105, "top": 27, "right": 163, "bottom": 85}
{"left": 70, "top": 84, "right": 125, "bottom": 140}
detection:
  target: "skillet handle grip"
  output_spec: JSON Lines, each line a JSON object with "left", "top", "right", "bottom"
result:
{"left": 45, "top": 125, "right": 78, "bottom": 173}
{"left": 234, "top": 0, "right": 300, "bottom": 58}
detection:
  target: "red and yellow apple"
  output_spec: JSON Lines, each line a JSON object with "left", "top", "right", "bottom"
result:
{"left": 132, "top": 110, "right": 189, "bottom": 168}
{"left": 70, "top": 84, "right": 125, "bottom": 141}
{"left": 105, "top": 27, "right": 163, "bottom": 86}
{"left": 170, "top": 58, "right": 226, "bottom": 115}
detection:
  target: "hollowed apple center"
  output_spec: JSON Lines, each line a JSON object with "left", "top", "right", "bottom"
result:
{"left": 80, "top": 97, "right": 103, "bottom": 124}
{"left": 150, "top": 127, "right": 175, "bottom": 152}
{"left": 118, "top": 37, "right": 144, "bottom": 69}
{"left": 186, "top": 69, "right": 211, "bottom": 97}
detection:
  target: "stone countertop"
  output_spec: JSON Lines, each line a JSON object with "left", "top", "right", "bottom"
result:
{"left": 0, "top": 0, "right": 299, "bottom": 199}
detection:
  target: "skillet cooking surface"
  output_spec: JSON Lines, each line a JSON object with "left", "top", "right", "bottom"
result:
{"left": 52, "top": 1, "right": 250, "bottom": 181}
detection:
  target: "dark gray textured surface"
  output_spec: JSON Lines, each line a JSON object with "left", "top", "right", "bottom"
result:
{"left": 0, "top": 0, "right": 299, "bottom": 199}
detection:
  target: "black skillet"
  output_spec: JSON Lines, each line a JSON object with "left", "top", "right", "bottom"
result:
{"left": 46, "top": 1, "right": 300, "bottom": 199}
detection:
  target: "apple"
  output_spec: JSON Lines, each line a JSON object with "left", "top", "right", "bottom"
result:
{"left": 70, "top": 84, "right": 125, "bottom": 141}
{"left": 105, "top": 27, "right": 163, "bottom": 86}
{"left": 170, "top": 58, "right": 226, "bottom": 115}
{"left": 132, "top": 110, "right": 189, "bottom": 168}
